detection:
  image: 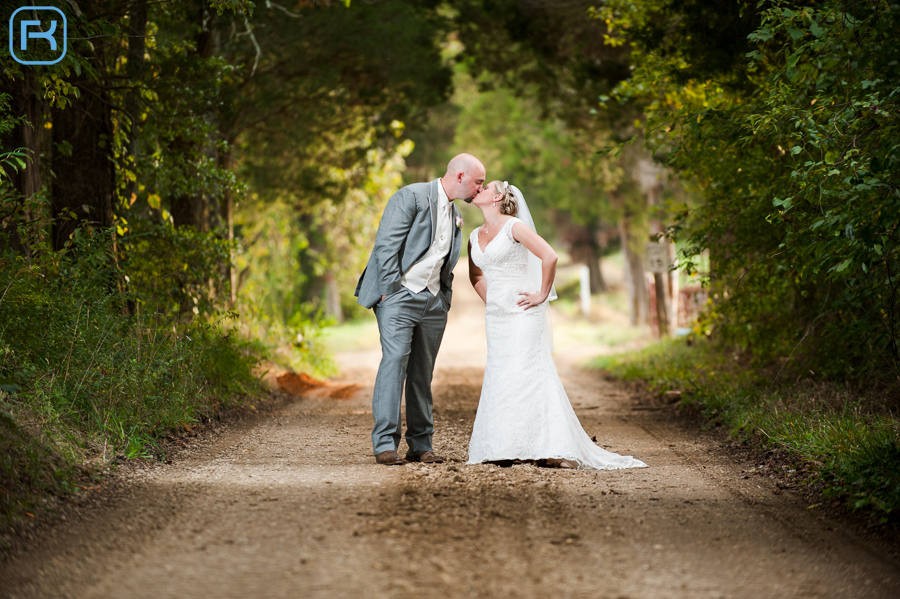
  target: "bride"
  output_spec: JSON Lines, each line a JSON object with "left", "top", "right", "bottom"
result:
{"left": 466, "top": 180, "right": 647, "bottom": 470}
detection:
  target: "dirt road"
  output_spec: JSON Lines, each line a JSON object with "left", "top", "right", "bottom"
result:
{"left": 2, "top": 268, "right": 899, "bottom": 598}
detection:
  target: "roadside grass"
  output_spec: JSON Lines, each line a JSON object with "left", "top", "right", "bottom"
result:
{"left": 0, "top": 246, "right": 265, "bottom": 537}
{"left": 593, "top": 339, "right": 900, "bottom": 518}
{"left": 552, "top": 295, "right": 650, "bottom": 349}
{"left": 552, "top": 275, "right": 652, "bottom": 351}
{"left": 235, "top": 312, "right": 338, "bottom": 379}
{"left": 320, "top": 317, "right": 380, "bottom": 354}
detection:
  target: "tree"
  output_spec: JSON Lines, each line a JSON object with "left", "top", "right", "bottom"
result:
{"left": 447, "top": 0, "right": 670, "bottom": 318}
{"left": 222, "top": 0, "right": 453, "bottom": 320}
{"left": 0, "top": 74, "right": 40, "bottom": 257}
{"left": 49, "top": 1, "right": 120, "bottom": 251}
{"left": 3, "top": 0, "right": 452, "bottom": 322}
{"left": 601, "top": 0, "right": 900, "bottom": 376}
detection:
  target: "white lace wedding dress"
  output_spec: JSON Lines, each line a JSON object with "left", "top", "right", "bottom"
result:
{"left": 467, "top": 218, "right": 647, "bottom": 470}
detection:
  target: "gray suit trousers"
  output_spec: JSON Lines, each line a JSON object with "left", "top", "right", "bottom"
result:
{"left": 372, "top": 287, "right": 448, "bottom": 455}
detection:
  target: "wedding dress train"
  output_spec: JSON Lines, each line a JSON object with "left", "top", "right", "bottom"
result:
{"left": 467, "top": 218, "right": 647, "bottom": 470}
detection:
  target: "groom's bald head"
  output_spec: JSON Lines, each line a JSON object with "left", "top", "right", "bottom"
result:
{"left": 442, "top": 153, "right": 486, "bottom": 203}
{"left": 446, "top": 153, "right": 483, "bottom": 176}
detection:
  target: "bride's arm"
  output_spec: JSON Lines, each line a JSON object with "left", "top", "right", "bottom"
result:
{"left": 511, "top": 221, "right": 558, "bottom": 309}
{"left": 468, "top": 240, "right": 487, "bottom": 304}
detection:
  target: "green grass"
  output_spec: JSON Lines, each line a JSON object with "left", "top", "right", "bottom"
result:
{"left": 0, "top": 242, "right": 265, "bottom": 536}
{"left": 320, "top": 317, "right": 380, "bottom": 354}
{"left": 550, "top": 277, "right": 651, "bottom": 350}
{"left": 594, "top": 339, "right": 900, "bottom": 518}
{"left": 234, "top": 313, "right": 338, "bottom": 379}
{"left": 552, "top": 310, "right": 648, "bottom": 349}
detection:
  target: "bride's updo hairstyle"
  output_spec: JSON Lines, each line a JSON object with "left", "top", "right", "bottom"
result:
{"left": 494, "top": 180, "right": 518, "bottom": 217}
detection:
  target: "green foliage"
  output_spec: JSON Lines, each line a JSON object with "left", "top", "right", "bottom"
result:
{"left": 0, "top": 230, "right": 262, "bottom": 526}
{"left": 446, "top": 1, "right": 691, "bottom": 287}
{"left": 208, "top": 0, "right": 256, "bottom": 16}
{"left": 600, "top": 0, "right": 900, "bottom": 377}
{"left": 597, "top": 339, "right": 900, "bottom": 516}
{"left": 233, "top": 140, "right": 413, "bottom": 375}
{"left": 436, "top": 65, "right": 653, "bottom": 264}
{"left": 0, "top": 0, "right": 458, "bottom": 531}
{"left": 122, "top": 221, "right": 235, "bottom": 318}
{"left": 747, "top": 0, "right": 900, "bottom": 375}
{"left": 0, "top": 94, "right": 30, "bottom": 198}
{"left": 196, "top": 0, "right": 451, "bottom": 323}
{"left": 223, "top": 0, "right": 451, "bottom": 208}
{"left": 455, "top": 0, "right": 633, "bottom": 133}
{"left": 449, "top": 72, "right": 589, "bottom": 234}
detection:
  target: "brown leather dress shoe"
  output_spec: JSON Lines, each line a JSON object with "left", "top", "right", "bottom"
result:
{"left": 375, "top": 450, "right": 404, "bottom": 465}
{"left": 405, "top": 450, "right": 445, "bottom": 464}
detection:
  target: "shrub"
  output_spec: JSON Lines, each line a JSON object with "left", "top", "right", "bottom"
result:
{"left": 0, "top": 226, "right": 262, "bottom": 528}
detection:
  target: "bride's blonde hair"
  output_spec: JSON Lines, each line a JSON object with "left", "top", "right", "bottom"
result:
{"left": 493, "top": 180, "right": 518, "bottom": 217}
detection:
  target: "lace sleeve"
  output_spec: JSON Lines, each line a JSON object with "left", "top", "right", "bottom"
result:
{"left": 506, "top": 218, "right": 521, "bottom": 243}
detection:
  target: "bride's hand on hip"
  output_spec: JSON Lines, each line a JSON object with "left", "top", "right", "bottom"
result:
{"left": 517, "top": 291, "right": 547, "bottom": 310}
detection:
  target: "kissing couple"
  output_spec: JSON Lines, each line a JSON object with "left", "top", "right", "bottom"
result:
{"left": 355, "top": 153, "right": 647, "bottom": 470}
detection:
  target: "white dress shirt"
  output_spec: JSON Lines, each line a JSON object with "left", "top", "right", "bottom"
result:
{"left": 401, "top": 179, "right": 453, "bottom": 296}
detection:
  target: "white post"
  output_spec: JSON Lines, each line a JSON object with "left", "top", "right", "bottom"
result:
{"left": 580, "top": 265, "right": 591, "bottom": 317}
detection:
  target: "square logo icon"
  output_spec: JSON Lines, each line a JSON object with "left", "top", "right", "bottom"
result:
{"left": 9, "top": 6, "right": 67, "bottom": 65}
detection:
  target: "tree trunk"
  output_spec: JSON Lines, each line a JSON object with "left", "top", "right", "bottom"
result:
{"left": 219, "top": 146, "right": 236, "bottom": 305}
{"left": 641, "top": 158, "right": 671, "bottom": 337}
{"left": 48, "top": 0, "right": 118, "bottom": 251}
{"left": 171, "top": 173, "right": 209, "bottom": 230}
{"left": 0, "top": 70, "right": 42, "bottom": 258}
{"left": 653, "top": 271, "right": 670, "bottom": 337}
{"left": 324, "top": 273, "right": 343, "bottom": 324}
{"left": 667, "top": 241, "right": 679, "bottom": 329}
{"left": 584, "top": 239, "right": 608, "bottom": 294}
{"left": 123, "top": 0, "right": 148, "bottom": 206}
{"left": 619, "top": 216, "right": 648, "bottom": 325}
{"left": 555, "top": 218, "right": 608, "bottom": 294}
{"left": 121, "top": 1, "right": 148, "bottom": 315}
{"left": 50, "top": 85, "right": 114, "bottom": 251}
{"left": 171, "top": 1, "right": 217, "bottom": 231}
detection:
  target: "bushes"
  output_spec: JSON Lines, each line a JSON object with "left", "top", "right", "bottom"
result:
{"left": 595, "top": 339, "right": 900, "bottom": 517}
{"left": 0, "top": 226, "right": 262, "bottom": 528}
{"left": 600, "top": 0, "right": 900, "bottom": 378}
{"left": 589, "top": 1, "right": 900, "bottom": 517}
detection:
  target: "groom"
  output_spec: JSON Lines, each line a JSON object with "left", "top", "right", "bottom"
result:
{"left": 355, "top": 153, "right": 486, "bottom": 466}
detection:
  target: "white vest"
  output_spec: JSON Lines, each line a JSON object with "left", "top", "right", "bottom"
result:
{"left": 401, "top": 179, "right": 453, "bottom": 296}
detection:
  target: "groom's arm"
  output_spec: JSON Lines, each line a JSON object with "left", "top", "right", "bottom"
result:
{"left": 372, "top": 188, "right": 417, "bottom": 297}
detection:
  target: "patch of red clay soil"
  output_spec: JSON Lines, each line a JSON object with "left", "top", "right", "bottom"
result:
{"left": 276, "top": 372, "right": 327, "bottom": 396}
{"left": 327, "top": 383, "right": 362, "bottom": 399}
{"left": 276, "top": 372, "right": 361, "bottom": 400}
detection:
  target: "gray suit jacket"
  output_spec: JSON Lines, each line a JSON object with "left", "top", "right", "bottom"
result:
{"left": 355, "top": 180, "right": 463, "bottom": 309}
